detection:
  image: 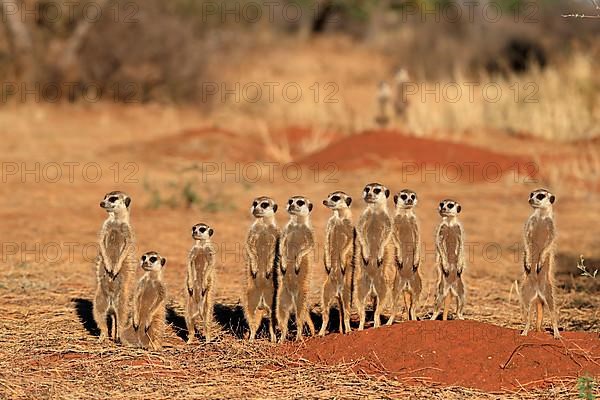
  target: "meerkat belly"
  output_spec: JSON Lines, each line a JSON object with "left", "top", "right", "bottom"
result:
{"left": 104, "top": 225, "right": 127, "bottom": 266}
{"left": 531, "top": 221, "right": 552, "bottom": 265}
{"left": 442, "top": 226, "right": 461, "bottom": 266}
{"left": 255, "top": 232, "right": 275, "bottom": 271}
{"left": 365, "top": 219, "right": 385, "bottom": 255}
{"left": 138, "top": 284, "right": 158, "bottom": 323}
{"left": 192, "top": 253, "right": 209, "bottom": 284}
{"left": 395, "top": 221, "right": 418, "bottom": 267}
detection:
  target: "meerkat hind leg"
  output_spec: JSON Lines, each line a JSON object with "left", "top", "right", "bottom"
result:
{"left": 535, "top": 299, "right": 544, "bottom": 332}
{"left": 442, "top": 294, "right": 452, "bottom": 321}
{"left": 404, "top": 291, "right": 412, "bottom": 321}
{"left": 544, "top": 288, "right": 561, "bottom": 339}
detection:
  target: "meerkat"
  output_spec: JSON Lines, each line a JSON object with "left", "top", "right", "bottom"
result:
{"left": 244, "top": 196, "right": 279, "bottom": 342}
{"left": 375, "top": 81, "right": 391, "bottom": 128}
{"left": 131, "top": 251, "right": 167, "bottom": 350}
{"left": 93, "top": 191, "right": 136, "bottom": 343}
{"left": 185, "top": 223, "right": 217, "bottom": 343}
{"left": 277, "top": 196, "right": 316, "bottom": 342}
{"left": 431, "top": 199, "right": 466, "bottom": 321}
{"left": 319, "top": 191, "right": 355, "bottom": 336}
{"left": 387, "top": 189, "right": 422, "bottom": 325}
{"left": 355, "top": 183, "right": 394, "bottom": 330}
{"left": 394, "top": 68, "right": 410, "bottom": 118}
{"left": 520, "top": 189, "right": 561, "bottom": 339}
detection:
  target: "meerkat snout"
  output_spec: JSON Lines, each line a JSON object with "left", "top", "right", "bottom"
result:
{"left": 363, "top": 183, "right": 390, "bottom": 204}
{"left": 140, "top": 252, "right": 166, "bottom": 272}
{"left": 528, "top": 188, "right": 555, "bottom": 208}
{"left": 394, "top": 189, "right": 417, "bottom": 208}
{"left": 287, "top": 196, "right": 313, "bottom": 216}
{"left": 100, "top": 191, "right": 131, "bottom": 211}
{"left": 438, "top": 199, "right": 461, "bottom": 216}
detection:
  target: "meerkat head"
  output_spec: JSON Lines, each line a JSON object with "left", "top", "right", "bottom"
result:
{"left": 394, "top": 189, "right": 418, "bottom": 209}
{"left": 363, "top": 183, "right": 390, "bottom": 205}
{"left": 100, "top": 191, "right": 131, "bottom": 213}
{"left": 140, "top": 251, "right": 166, "bottom": 272}
{"left": 287, "top": 196, "right": 313, "bottom": 216}
{"left": 439, "top": 199, "right": 461, "bottom": 217}
{"left": 192, "top": 223, "right": 213, "bottom": 241}
{"left": 323, "top": 191, "right": 352, "bottom": 210}
{"left": 251, "top": 196, "right": 277, "bottom": 218}
{"left": 529, "top": 188, "right": 555, "bottom": 209}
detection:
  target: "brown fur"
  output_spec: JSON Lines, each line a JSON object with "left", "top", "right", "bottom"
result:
{"left": 186, "top": 238, "right": 216, "bottom": 343}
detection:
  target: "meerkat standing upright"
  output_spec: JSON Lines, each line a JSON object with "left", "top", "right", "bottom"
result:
{"left": 375, "top": 81, "right": 391, "bottom": 128}
{"left": 277, "top": 196, "right": 316, "bottom": 342}
{"left": 185, "top": 223, "right": 217, "bottom": 343}
{"left": 520, "top": 189, "right": 561, "bottom": 339}
{"left": 244, "top": 197, "right": 280, "bottom": 342}
{"left": 355, "top": 183, "right": 394, "bottom": 330}
{"left": 131, "top": 251, "right": 167, "bottom": 350}
{"left": 94, "top": 191, "right": 136, "bottom": 343}
{"left": 387, "top": 189, "right": 422, "bottom": 324}
{"left": 431, "top": 199, "right": 466, "bottom": 321}
{"left": 319, "top": 191, "right": 355, "bottom": 336}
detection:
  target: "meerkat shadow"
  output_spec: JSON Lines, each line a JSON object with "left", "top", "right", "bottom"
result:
{"left": 213, "top": 303, "right": 248, "bottom": 339}
{"left": 72, "top": 298, "right": 100, "bottom": 337}
{"left": 165, "top": 305, "right": 189, "bottom": 342}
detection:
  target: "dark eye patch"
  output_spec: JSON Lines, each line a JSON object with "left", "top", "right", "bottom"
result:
{"left": 364, "top": 187, "right": 370, "bottom": 193}
{"left": 252, "top": 201, "right": 258, "bottom": 207}
{"left": 439, "top": 202, "right": 444, "bottom": 208}
{"left": 109, "top": 196, "right": 118, "bottom": 202}
{"left": 373, "top": 188, "right": 381, "bottom": 194}
{"left": 536, "top": 193, "right": 545, "bottom": 200}
{"left": 141, "top": 255, "right": 147, "bottom": 262}
{"left": 288, "top": 199, "right": 293, "bottom": 205}
{"left": 411, "top": 194, "right": 415, "bottom": 200}
{"left": 447, "top": 203, "right": 454, "bottom": 209}
{"left": 400, "top": 194, "right": 407, "bottom": 200}
{"left": 199, "top": 227, "right": 206, "bottom": 233}
{"left": 296, "top": 200, "right": 305, "bottom": 207}
{"left": 149, "top": 256, "right": 157, "bottom": 263}
{"left": 331, "top": 195, "right": 340, "bottom": 202}
{"left": 261, "top": 202, "right": 269, "bottom": 209}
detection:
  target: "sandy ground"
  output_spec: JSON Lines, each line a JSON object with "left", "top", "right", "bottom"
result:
{"left": 0, "top": 104, "right": 599, "bottom": 399}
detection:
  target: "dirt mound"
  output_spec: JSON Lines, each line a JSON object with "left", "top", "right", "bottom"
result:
{"left": 297, "top": 130, "right": 536, "bottom": 182}
{"left": 284, "top": 320, "right": 600, "bottom": 392}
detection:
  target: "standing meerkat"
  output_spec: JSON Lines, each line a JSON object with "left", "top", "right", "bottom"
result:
{"left": 355, "top": 183, "right": 394, "bottom": 330}
{"left": 520, "top": 189, "right": 561, "bottom": 339}
{"left": 387, "top": 189, "right": 422, "bottom": 324}
{"left": 319, "top": 191, "right": 355, "bottom": 336}
{"left": 244, "top": 196, "right": 279, "bottom": 342}
{"left": 375, "top": 81, "right": 392, "bottom": 128}
{"left": 131, "top": 251, "right": 167, "bottom": 350}
{"left": 431, "top": 199, "right": 466, "bottom": 321}
{"left": 185, "top": 223, "right": 217, "bottom": 343}
{"left": 277, "top": 196, "right": 316, "bottom": 342}
{"left": 94, "top": 191, "right": 136, "bottom": 343}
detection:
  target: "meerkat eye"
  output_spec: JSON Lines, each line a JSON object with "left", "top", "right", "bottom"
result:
{"left": 364, "top": 187, "right": 370, "bottom": 193}
{"left": 296, "top": 200, "right": 305, "bottom": 207}
{"left": 149, "top": 256, "right": 157, "bottom": 263}
{"left": 447, "top": 203, "right": 454, "bottom": 209}
{"left": 261, "top": 202, "right": 269, "bottom": 209}
{"left": 141, "top": 255, "right": 147, "bottom": 262}
{"left": 109, "top": 196, "right": 118, "bottom": 202}
{"left": 411, "top": 194, "right": 416, "bottom": 200}
{"left": 288, "top": 199, "right": 293, "bottom": 205}
{"left": 439, "top": 202, "right": 444, "bottom": 208}
{"left": 536, "top": 193, "right": 545, "bottom": 200}
{"left": 199, "top": 227, "right": 206, "bottom": 233}
{"left": 331, "top": 195, "right": 340, "bottom": 202}
{"left": 400, "top": 194, "right": 407, "bottom": 200}
{"left": 529, "top": 192, "right": 534, "bottom": 198}
{"left": 252, "top": 201, "right": 258, "bottom": 207}
{"left": 373, "top": 188, "right": 381, "bottom": 194}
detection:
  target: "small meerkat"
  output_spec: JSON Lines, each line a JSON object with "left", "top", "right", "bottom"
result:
{"left": 375, "top": 81, "right": 391, "bottom": 128}
{"left": 431, "top": 199, "right": 466, "bottom": 321}
{"left": 93, "top": 191, "right": 136, "bottom": 343}
{"left": 355, "top": 183, "right": 394, "bottom": 330}
{"left": 319, "top": 191, "right": 355, "bottom": 336}
{"left": 131, "top": 251, "right": 167, "bottom": 350}
{"left": 387, "top": 189, "right": 422, "bottom": 325}
{"left": 244, "top": 196, "right": 279, "bottom": 342}
{"left": 520, "top": 189, "right": 561, "bottom": 339}
{"left": 185, "top": 223, "right": 217, "bottom": 343}
{"left": 277, "top": 196, "right": 316, "bottom": 342}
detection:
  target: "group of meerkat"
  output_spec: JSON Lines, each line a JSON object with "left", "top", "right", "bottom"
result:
{"left": 92, "top": 186, "right": 561, "bottom": 350}
{"left": 93, "top": 191, "right": 216, "bottom": 350}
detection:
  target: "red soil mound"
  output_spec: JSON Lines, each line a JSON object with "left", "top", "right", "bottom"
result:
{"left": 284, "top": 320, "right": 600, "bottom": 392}
{"left": 297, "top": 130, "right": 536, "bottom": 182}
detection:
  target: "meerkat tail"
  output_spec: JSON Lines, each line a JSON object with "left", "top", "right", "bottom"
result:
{"left": 442, "top": 294, "right": 452, "bottom": 321}
{"left": 403, "top": 291, "right": 412, "bottom": 320}
{"left": 536, "top": 299, "right": 543, "bottom": 332}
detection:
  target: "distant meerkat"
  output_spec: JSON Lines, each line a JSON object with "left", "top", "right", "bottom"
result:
{"left": 185, "top": 223, "right": 217, "bottom": 343}
{"left": 387, "top": 189, "right": 422, "bottom": 324}
{"left": 132, "top": 251, "right": 167, "bottom": 350}
{"left": 244, "top": 196, "right": 279, "bottom": 342}
{"left": 520, "top": 189, "right": 561, "bottom": 339}
{"left": 375, "top": 81, "right": 391, "bottom": 128}
{"left": 319, "top": 191, "right": 355, "bottom": 336}
{"left": 355, "top": 183, "right": 394, "bottom": 330}
{"left": 277, "top": 196, "right": 316, "bottom": 342}
{"left": 431, "top": 199, "right": 466, "bottom": 321}
{"left": 93, "top": 191, "right": 136, "bottom": 343}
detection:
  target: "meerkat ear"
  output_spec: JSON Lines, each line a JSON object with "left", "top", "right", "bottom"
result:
{"left": 385, "top": 189, "right": 390, "bottom": 198}
{"left": 273, "top": 203, "right": 278, "bottom": 213}
{"left": 208, "top": 228, "right": 214, "bottom": 236}
{"left": 124, "top": 197, "right": 131, "bottom": 208}
{"left": 549, "top": 195, "right": 555, "bottom": 204}
{"left": 457, "top": 205, "right": 462, "bottom": 213}
{"left": 308, "top": 202, "right": 313, "bottom": 212}
{"left": 346, "top": 196, "right": 352, "bottom": 206}
{"left": 393, "top": 194, "right": 398, "bottom": 205}
{"left": 161, "top": 257, "right": 166, "bottom": 267}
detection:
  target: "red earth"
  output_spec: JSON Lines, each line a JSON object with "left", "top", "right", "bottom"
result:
{"left": 284, "top": 320, "right": 600, "bottom": 392}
